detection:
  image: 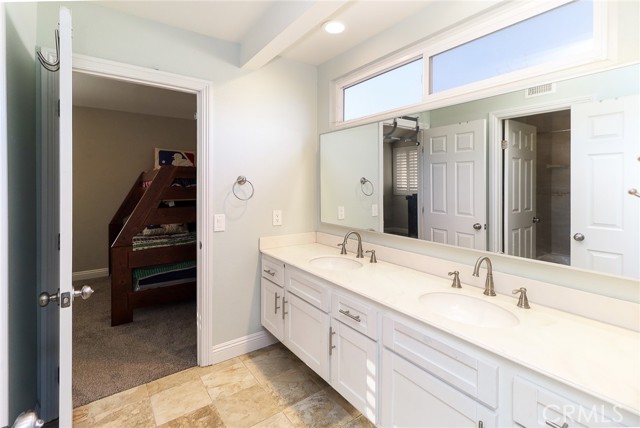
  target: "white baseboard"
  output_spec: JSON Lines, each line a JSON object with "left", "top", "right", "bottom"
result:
{"left": 72, "top": 268, "right": 109, "bottom": 281}
{"left": 209, "top": 330, "right": 278, "bottom": 365}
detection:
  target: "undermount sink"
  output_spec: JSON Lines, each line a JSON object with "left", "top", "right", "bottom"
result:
{"left": 309, "top": 256, "right": 363, "bottom": 271}
{"left": 419, "top": 292, "right": 519, "bottom": 328}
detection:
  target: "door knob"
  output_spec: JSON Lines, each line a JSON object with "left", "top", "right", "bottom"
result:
{"left": 39, "top": 289, "right": 59, "bottom": 307}
{"left": 532, "top": 216, "right": 541, "bottom": 223}
{"left": 573, "top": 233, "right": 585, "bottom": 241}
{"left": 73, "top": 285, "right": 94, "bottom": 300}
{"left": 473, "top": 223, "right": 483, "bottom": 230}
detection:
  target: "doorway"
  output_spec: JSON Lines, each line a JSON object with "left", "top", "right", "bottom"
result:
{"left": 502, "top": 110, "right": 571, "bottom": 265}
{"left": 71, "top": 73, "right": 198, "bottom": 406}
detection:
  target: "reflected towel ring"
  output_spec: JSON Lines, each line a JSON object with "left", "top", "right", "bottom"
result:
{"left": 360, "top": 177, "right": 374, "bottom": 196}
{"left": 233, "top": 176, "right": 255, "bottom": 201}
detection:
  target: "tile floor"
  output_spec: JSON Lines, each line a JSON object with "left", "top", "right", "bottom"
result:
{"left": 73, "top": 343, "right": 375, "bottom": 428}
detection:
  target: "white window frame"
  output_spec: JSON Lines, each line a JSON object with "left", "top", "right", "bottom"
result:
{"left": 333, "top": 0, "right": 609, "bottom": 127}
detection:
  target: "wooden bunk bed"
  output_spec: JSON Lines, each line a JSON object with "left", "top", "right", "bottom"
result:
{"left": 109, "top": 166, "right": 197, "bottom": 326}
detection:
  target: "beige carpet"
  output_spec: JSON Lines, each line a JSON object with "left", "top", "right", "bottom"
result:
{"left": 72, "top": 276, "right": 197, "bottom": 407}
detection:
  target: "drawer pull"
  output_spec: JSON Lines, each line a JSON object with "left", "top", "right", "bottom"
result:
{"left": 545, "top": 422, "right": 569, "bottom": 428}
{"left": 274, "top": 292, "right": 280, "bottom": 314}
{"left": 339, "top": 309, "right": 361, "bottom": 322}
{"left": 263, "top": 269, "right": 276, "bottom": 277}
{"left": 329, "top": 326, "right": 336, "bottom": 355}
{"left": 282, "top": 298, "right": 288, "bottom": 320}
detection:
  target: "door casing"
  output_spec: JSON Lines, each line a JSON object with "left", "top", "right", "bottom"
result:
{"left": 37, "top": 52, "right": 215, "bottom": 421}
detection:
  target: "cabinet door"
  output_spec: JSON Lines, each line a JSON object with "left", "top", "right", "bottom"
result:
{"left": 381, "top": 349, "right": 497, "bottom": 428}
{"left": 284, "top": 292, "right": 330, "bottom": 380}
{"left": 330, "top": 319, "right": 378, "bottom": 424}
{"left": 261, "top": 278, "right": 284, "bottom": 341}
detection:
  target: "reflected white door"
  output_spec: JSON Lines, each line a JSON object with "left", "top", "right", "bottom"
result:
{"left": 422, "top": 119, "right": 487, "bottom": 249}
{"left": 571, "top": 95, "right": 639, "bottom": 277}
{"left": 504, "top": 120, "right": 537, "bottom": 258}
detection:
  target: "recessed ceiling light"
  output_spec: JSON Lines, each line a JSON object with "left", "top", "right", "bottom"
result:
{"left": 323, "top": 20, "right": 345, "bottom": 35}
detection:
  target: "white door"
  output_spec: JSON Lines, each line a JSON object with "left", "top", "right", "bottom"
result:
{"left": 57, "top": 7, "right": 74, "bottom": 425}
{"left": 38, "top": 8, "right": 76, "bottom": 425}
{"left": 422, "top": 119, "right": 487, "bottom": 249}
{"left": 260, "top": 278, "right": 284, "bottom": 341}
{"left": 504, "top": 120, "right": 537, "bottom": 258}
{"left": 571, "top": 95, "right": 639, "bottom": 277}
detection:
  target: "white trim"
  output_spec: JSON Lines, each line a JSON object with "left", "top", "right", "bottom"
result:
{"left": 210, "top": 330, "right": 279, "bottom": 365}
{"left": 332, "top": 0, "right": 611, "bottom": 127}
{"left": 72, "top": 268, "right": 109, "bottom": 282}
{"left": 0, "top": 4, "right": 10, "bottom": 425}
{"left": 487, "top": 96, "right": 594, "bottom": 254}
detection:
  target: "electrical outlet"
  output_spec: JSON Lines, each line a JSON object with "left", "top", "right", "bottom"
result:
{"left": 214, "top": 214, "right": 225, "bottom": 232}
{"left": 372, "top": 204, "right": 379, "bottom": 217}
{"left": 272, "top": 210, "right": 282, "bottom": 226}
{"left": 338, "top": 206, "right": 345, "bottom": 220}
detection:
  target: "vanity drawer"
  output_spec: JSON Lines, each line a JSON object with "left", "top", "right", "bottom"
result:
{"left": 285, "top": 266, "right": 330, "bottom": 312}
{"left": 382, "top": 316, "right": 498, "bottom": 409}
{"left": 332, "top": 293, "right": 378, "bottom": 340}
{"left": 262, "top": 255, "right": 285, "bottom": 286}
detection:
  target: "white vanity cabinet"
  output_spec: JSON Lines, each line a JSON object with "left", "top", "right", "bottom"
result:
{"left": 283, "top": 266, "right": 331, "bottom": 381}
{"left": 330, "top": 293, "right": 379, "bottom": 424}
{"left": 381, "top": 316, "right": 499, "bottom": 428}
{"left": 513, "top": 376, "right": 640, "bottom": 428}
{"left": 260, "top": 256, "right": 285, "bottom": 341}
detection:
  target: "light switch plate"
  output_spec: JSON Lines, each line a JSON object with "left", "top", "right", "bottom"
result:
{"left": 372, "top": 204, "right": 378, "bottom": 217}
{"left": 272, "top": 210, "right": 282, "bottom": 226}
{"left": 338, "top": 206, "right": 345, "bottom": 220}
{"left": 214, "top": 214, "right": 225, "bottom": 231}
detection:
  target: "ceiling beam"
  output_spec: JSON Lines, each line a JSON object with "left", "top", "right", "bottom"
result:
{"left": 240, "top": 1, "right": 347, "bottom": 70}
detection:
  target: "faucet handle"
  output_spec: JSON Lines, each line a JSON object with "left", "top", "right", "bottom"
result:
{"left": 448, "top": 271, "right": 462, "bottom": 288}
{"left": 512, "top": 287, "right": 531, "bottom": 309}
{"left": 366, "top": 250, "right": 377, "bottom": 263}
{"left": 337, "top": 242, "right": 347, "bottom": 255}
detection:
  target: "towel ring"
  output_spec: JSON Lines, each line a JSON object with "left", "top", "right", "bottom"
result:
{"left": 233, "top": 176, "right": 254, "bottom": 201}
{"left": 360, "top": 177, "right": 374, "bottom": 196}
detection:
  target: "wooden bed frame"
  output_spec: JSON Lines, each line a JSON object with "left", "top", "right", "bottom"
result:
{"left": 109, "top": 166, "right": 197, "bottom": 326}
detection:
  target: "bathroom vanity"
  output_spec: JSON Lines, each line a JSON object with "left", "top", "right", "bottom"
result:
{"left": 260, "top": 234, "right": 639, "bottom": 428}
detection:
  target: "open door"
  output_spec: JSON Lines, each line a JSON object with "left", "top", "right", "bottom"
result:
{"left": 38, "top": 8, "right": 93, "bottom": 425}
{"left": 422, "top": 119, "right": 487, "bottom": 249}
{"left": 504, "top": 120, "right": 537, "bottom": 258}
{"left": 570, "top": 95, "right": 639, "bottom": 277}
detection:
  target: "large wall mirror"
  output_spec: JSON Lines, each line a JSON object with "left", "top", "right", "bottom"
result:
{"left": 320, "top": 64, "right": 640, "bottom": 280}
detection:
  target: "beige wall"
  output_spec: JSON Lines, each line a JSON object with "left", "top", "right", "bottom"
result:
{"left": 72, "top": 106, "right": 196, "bottom": 273}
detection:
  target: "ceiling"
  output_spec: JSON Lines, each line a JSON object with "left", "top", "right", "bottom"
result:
{"left": 77, "top": 1, "right": 435, "bottom": 118}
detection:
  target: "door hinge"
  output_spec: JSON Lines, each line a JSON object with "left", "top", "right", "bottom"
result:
{"left": 501, "top": 140, "right": 508, "bottom": 150}
{"left": 57, "top": 99, "right": 60, "bottom": 117}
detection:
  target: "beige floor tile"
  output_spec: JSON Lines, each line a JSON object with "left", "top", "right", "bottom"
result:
{"left": 341, "top": 415, "right": 376, "bottom": 428}
{"left": 200, "top": 358, "right": 258, "bottom": 400}
{"left": 241, "top": 346, "right": 305, "bottom": 384}
{"left": 158, "top": 404, "right": 225, "bottom": 428}
{"left": 283, "top": 388, "right": 353, "bottom": 428}
{"left": 264, "top": 367, "right": 323, "bottom": 407}
{"left": 250, "top": 412, "right": 295, "bottom": 428}
{"left": 213, "top": 383, "right": 282, "bottom": 428}
{"left": 76, "top": 398, "right": 155, "bottom": 428}
{"left": 150, "top": 379, "right": 212, "bottom": 426}
{"left": 323, "top": 386, "right": 360, "bottom": 419}
{"left": 74, "top": 384, "right": 149, "bottom": 423}
{"left": 146, "top": 366, "right": 201, "bottom": 396}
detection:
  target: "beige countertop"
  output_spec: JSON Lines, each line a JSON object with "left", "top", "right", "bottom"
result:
{"left": 261, "top": 242, "right": 640, "bottom": 416}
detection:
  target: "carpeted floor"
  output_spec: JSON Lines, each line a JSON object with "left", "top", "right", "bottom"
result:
{"left": 72, "top": 276, "right": 197, "bottom": 407}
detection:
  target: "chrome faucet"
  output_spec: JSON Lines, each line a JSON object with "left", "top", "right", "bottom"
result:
{"left": 338, "top": 231, "right": 364, "bottom": 258}
{"left": 472, "top": 256, "right": 496, "bottom": 296}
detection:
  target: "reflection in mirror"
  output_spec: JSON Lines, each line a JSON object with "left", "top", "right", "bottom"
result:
{"left": 320, "top": 64, "right": 640, "bottom": 279}
{"left": 320, "top": 123, "right": 382, "bottom": 232}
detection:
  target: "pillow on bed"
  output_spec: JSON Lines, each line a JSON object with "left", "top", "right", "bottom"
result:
{"left": 141, "top": 223, "right": 188, "bottom": 236}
